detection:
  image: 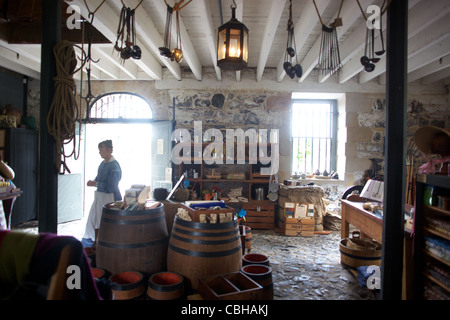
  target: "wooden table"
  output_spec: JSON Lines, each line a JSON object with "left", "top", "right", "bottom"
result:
{"left": 341, "top": 199, "right": 383, "bottom": 243}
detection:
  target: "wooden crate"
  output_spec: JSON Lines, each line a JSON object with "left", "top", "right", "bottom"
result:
{"left": 242, "top": 202, "right": 275, "bottom": 230}
{"left": 180, "top": 203, "right": 235, "bottom": 223}
{"left": 198, "top": 272, "right": 263, "bottom": 300}
{"left": 284, "top": 217, "right": 315, "bottom": 237}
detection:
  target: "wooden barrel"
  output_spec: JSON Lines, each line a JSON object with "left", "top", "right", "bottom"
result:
{"left": 147, "top": 271, "right": 184, "bottom": 300}
{"left": 167, "top": 216, "right": 242, "bottom": 290}
{"left": 110, "top": 271, "right": 146, "bottom": 300}
{"left": 241, "top": 264, "right": 273, "bottom": 300}
{"left": 243, "top": 253, "right": 270, "bottom": 266}
{"left": 96, "top": 203, "right": 168, "bottom": 275}
{"left": 339, "top": 238, "right": 382, "bottom": 270}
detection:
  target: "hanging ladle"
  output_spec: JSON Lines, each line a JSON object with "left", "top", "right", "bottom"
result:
{"left": 375, "top": 12, "right": 385, "bottom": 56}
{"left": 360, "top": 25, "right": 375, "bottom": 72}
{"left": 370, "top": 28, "right": 380, "bottom": 63}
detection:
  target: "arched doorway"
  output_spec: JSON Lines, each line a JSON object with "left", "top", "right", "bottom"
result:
{"left": 84, "top": 92, "right": 154, "bottom": 219}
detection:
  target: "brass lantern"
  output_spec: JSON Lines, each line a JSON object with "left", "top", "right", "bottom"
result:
{"left": 217, "top": 3, "right": 248, "bottom": 71}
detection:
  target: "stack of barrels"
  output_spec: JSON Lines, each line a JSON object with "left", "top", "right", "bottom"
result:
{"left": 89, "top": 203, "right": 272, "bottom": 300}
{"left": 92, "top": 203, "right": 185, "bottom": 300}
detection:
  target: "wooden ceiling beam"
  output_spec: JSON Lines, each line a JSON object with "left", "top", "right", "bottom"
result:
{"left": 409, "top": 54, "right": 450, "bottom": 83}
{"left": 256, "top": 0, "right": 286, "bottom": 82}
{"left": 198, "top": 0, "right": 221, "bottom": 81}
{"left": 421, "top": 65, "right": 450, "bottom": 85}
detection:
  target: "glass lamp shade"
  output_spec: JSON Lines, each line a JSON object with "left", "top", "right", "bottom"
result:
{"left": 217, "top": 8, "right": 249, "bottom": 71}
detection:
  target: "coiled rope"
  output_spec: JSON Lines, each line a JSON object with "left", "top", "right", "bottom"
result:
{"left": 47, "top": 40, "right": 85, "bottom": 173}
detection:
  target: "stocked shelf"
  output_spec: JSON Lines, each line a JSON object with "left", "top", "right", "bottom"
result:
{"left": 175, "top": 140, "right": 277, "bottom": 229}
{"left": 414, "top": 174, "right": 450, "bottom": 300}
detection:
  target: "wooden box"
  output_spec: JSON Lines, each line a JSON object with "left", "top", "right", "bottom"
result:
{"left": 284, "top": 217, "right": 315, "bottom": 237}
{"left": 198, "top": 272, "right": 263, "bottom": 300}
{"left": 180, "top": 203, "right": 235, "bottom": 223}
{"left": 241, "top": 202, "right": 275, "bottom": 230}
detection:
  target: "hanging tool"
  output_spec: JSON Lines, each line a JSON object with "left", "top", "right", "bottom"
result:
{"left": 114, "top": 1, "right": 144, "bottom": 63}
{"left": 313, "top": 0, "right": 344, "bottom": 76}
{"left": 283, "top": 0, "right": 302, "bottom": 79}
{"left": 159, "top": 0, "right": 193, "bottom": 63}
{"left": 357, "top": 0, "right": 389, "bottom": 72}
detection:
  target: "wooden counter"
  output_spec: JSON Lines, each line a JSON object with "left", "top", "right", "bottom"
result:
{"left": 341, "top": 199, "right": 383, "bottom": 243}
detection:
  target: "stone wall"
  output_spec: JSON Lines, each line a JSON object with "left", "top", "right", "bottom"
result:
{"left": 344, "top": 92, "right": 450, "bottom": 185}
{"left": 25, "top": 77, "right": 449, "bottom": 191}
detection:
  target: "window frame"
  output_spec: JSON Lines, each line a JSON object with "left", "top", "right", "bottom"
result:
{"left": 85, "top": 92, "right": 153, "bottom": 123}
{"left": 290, "top": 99, "right": 338, "bottom": 174}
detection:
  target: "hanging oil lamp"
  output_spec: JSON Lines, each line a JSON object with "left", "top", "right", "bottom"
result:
{"left": 217, "top": 0, "right": 249, "bottom": 71}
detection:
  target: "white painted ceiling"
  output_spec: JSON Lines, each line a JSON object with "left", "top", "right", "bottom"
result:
{"left": 1, "top": 0, "right": 449, "bottom": 87}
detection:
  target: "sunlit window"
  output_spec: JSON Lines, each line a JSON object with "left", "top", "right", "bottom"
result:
{"left": 291, "top": 100, "right": 337, "bottom": 174}
{"left": 89, "top": 93, "right": 153, "bottom": 119}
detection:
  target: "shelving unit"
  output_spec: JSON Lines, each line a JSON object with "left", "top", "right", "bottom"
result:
{"left": 413, "top": 174, "right": 450, "bottom": 300}
{"left": 176, "top": 142, "right": 276, "bottom": 229}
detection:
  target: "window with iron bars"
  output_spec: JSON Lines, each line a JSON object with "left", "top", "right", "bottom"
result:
{"left": 89, "top": 92, "right": 153, "bottom": 120}
{"left": 291, "top": 99, "right": 338, "bottom": 175}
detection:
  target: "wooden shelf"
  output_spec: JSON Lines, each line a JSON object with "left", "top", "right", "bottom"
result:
{"left": 424, "top": 226, "right": 450, "bottom": 242}
{"left": 176, "top": 141, "right": 277, "bottom": 230}
{"left": 413, "top": 174, "right": 450, "bottom": 299}
{"left": 425, "top": 205, "right": 450, "bottom": 217}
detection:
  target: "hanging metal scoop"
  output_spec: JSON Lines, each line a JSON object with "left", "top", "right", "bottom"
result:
{"left": 131, "top": 45, "right": 142, "bottom": 60}
{"left": 375, "top": 14, "right": 385, "bottom": 56}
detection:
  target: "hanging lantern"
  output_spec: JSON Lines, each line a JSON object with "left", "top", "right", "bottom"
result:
{"left": 217, "top": 1, "right": 249, "bottom": 71}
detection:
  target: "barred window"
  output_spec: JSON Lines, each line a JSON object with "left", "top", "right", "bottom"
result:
{"left": 89, "top": 92, "right": 152, "bottom": 120}
{"left": 291, "top": 100, "right": 337, "bottom": 174}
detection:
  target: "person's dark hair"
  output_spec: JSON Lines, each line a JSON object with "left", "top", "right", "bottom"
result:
{"left": 98, "top": 139, "right": 113, "bottom": 150}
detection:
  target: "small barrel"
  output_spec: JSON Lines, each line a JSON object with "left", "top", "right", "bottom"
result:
{"left": 91, "top": 267, "right": 107, "bottom": 280}
{"left": 167, "top": 216, "right": 242, "bottom": 290}
{"left": 243, "top": 253, "right": 270, "bottom": 266}
{"left": 339, "top": 238, "right": 382, "bottom": 270}
{"left": 241, "top": 264, "right": 273, "bottom": 300}
{"left": 109, "top": 271, "right": 146, "bottom": 300}
{"left": 147, "top": 272, "right": 184, "bottom": 300}
{"left": 96, "top": 203, "right": 168, "bottom": 275}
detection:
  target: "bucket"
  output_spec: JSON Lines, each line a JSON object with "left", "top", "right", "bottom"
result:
{"left": 167, "top": 216, "right": 242, "bottom": 290}
{"left": 339, "top": 237, "right": 382, "bottom": 270}
{"left": 243, "top": 253, "right": 270, "bottom": 266}
{"left": 241, "top": 264, "right": 273, "bottom": 300}
{"left": 96, "top": 203, "right": 168, "bottom": 275}
{"left": 110, "top": 271, "right": 146, "bottom": 300}
{"left": 147, "top": 272, "right": 184, "bottom": 300}
{"left": 91, "top": 267, "right": 107, "bottom": 280}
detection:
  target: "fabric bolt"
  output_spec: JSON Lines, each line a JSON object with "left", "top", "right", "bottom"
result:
{"left": 0, "top": 230, "right": 101, "bottom": 300}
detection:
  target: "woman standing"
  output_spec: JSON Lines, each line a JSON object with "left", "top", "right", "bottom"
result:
{"left": 82, "top": 140, "right": 122, "bottom": 248}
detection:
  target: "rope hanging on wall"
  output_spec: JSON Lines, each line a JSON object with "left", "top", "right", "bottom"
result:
{"left": 47, "top": 40, "right": 86, "bottom": 173}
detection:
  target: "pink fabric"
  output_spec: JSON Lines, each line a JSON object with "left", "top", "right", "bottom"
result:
{"left": 418, "top": 156, "right": 450, "bottom": 174}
